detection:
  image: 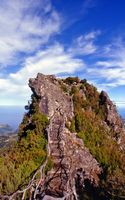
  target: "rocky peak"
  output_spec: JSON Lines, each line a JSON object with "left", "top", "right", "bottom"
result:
{"left": 29, "top": 73, "right": 73, "bottom": 120}
{"left": 29, "top": 73, "right": 101, "bottom": 199}
{"left": 99, "top": 90, "right": 124, "bottom": 138}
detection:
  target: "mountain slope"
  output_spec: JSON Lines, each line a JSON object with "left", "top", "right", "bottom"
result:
{"left": 0, "top": 73, "right": 125, "bottom": 200}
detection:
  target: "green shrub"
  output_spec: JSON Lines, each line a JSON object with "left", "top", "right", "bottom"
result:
{"left": 70, "top": 86, "right": 78, "bottom": 95}
{"left": 64, "top": 77, "right": 80, "bottom": 85}
{"left": 0, "top": 96, "right": 48, "bottom": 195}
{"left": 61, "top": 84, "right": 68, "bottom": 93}
{"left": 44, "top": 157, "right": 54, "bottom": 175}
{"left": 71, "top": 85, "right": 125, "bottom": 197}
{"left": 70, "top": 118, "right": 76, "bottom": 132}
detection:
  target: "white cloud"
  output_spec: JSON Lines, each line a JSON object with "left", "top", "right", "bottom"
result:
{"left": 0, "top": 29, "right": 103, "bottom": 105}
{"left": 0, "top": 0, "right": 61, "bottom": 67}
{"left": 68, "top": 30, "right": 100, "bottom": 56}
{"left": 86, "top": 36, "right": 125, "bottom": 88}
{"left": 0, "top": 0, "right": 103, "bottom": 105}
{"left": 10, "top": 43, "right": 85, "bottom": 81}
{"left": 0, "top": 43, "right": 85, "bottom": 105}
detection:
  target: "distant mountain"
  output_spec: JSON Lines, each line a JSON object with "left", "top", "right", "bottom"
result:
{"left": 0, "top": 124, "right": 17, "bottom": 148}
{"left": 0, "top": 134, "right": 17, "bottom": 148}
{"left": 0, "top": 124, "right": 14, "bottom": 136}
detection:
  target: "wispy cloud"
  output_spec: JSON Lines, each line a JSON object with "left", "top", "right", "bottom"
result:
{"left": 10, "top": 43, "right": 85, "bottom": 81}
{"left": 0, "top": 43, "right": 85, "bottom": 105}
{"left": 86, "top": 36, "right": 125, "bottom": 89}
{"left": 1, "top": 0, "right": 98, "bottom": 105}
{"left": 68, "top": 30, "right": 100, "bottom": 56}
{"left": 0, "top": 0, "right": 61, "bottom": 67}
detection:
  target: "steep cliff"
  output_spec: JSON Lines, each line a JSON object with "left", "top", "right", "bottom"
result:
{"left": 0, "top": 73, "right": 125, "bottom": 200}
{"left": 99, "top": 91, "right": 125, "bottom": 148}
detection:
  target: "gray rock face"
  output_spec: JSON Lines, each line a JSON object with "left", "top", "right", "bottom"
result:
{"left": 100, "top": 91, "right": 124, "bottom": 139}
{"left": 29, "top": 73, "right": 73, "bottom": 120}
{"left": 29, "top": 73, "right": 101, "bottom": 200}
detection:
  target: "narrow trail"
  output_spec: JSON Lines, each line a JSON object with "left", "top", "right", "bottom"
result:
{"left": 35, "top": 107, "right": 78, "bottom": 200}
{"left": 0, "top": 106, "right": 71, "bottom": 200}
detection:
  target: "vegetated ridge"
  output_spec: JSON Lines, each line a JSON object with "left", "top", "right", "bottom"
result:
{"left": 0, "top": 73, "right": 125, "bottom": 200}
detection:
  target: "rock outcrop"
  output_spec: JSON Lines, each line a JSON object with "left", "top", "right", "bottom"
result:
{"left": 99, "top": 91, "right": 125, "bottom": 147}
{"left": 29, "top": 74, "right": 101, "bottom": 199}
{"left": 100, "top": 91, "right": 123, "bottom": 133}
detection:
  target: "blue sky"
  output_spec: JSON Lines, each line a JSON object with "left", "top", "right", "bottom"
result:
{"left": 0, "top": 0, "right": 125, "bottom": 107}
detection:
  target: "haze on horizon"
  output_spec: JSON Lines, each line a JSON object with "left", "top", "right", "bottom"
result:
{"left": 0, "top": 0, "right": 125, "bottom": 107}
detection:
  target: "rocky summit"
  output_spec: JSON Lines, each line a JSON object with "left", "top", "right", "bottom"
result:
{"left": 0, "top": 73, "right": 125, "bottom": 200}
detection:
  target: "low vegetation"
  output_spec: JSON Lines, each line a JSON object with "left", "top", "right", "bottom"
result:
{"left": 65, "top": 78, "right": 125, "bottom": 198}
{"left": 0, "top": 96, "right": 48, "bottom": 195}
{"left": 44, "top": 156, "right": 54, "bottom": 175}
